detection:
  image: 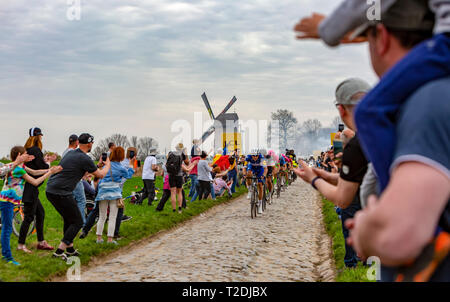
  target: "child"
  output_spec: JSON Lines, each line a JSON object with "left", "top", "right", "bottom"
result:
{"left": 0, "top": 146, "right": 62, "bottom": 265}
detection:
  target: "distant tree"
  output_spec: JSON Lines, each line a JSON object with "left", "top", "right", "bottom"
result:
{"left": 130, "top": 136, "right": 138, "bottom": 148}
{"left": 271, "top": 109, "right": 297, "bottom": 151}
{"left": 330, "top": 116, "right": 342, "bottom": 130}
{"left": 302, "top": 119, "right": 322, "bottom": 140}
{"left": 138, "top": 137, "right": 159, "bottom": 161}
{"left": 106, "top": 134, "right": 130, "bottom": 148}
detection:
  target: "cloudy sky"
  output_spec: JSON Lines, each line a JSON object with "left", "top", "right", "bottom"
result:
{"left": 0, "top": 0, "right": 378, "bottom": 157}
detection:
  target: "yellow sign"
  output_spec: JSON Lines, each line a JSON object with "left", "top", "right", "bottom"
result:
{"left": 330, "top": 133, "right": 336, "bottom": 145}
{"left": 222, "top": 132, "right": 242, "bottom": 155}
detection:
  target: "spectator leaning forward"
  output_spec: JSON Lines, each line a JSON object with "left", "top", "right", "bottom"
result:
{"left": 45, "top": 133, "right": 111, "bottom": 261}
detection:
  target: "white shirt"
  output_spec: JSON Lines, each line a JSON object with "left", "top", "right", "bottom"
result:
{"left": 142, "top": 156, "right": 157, "bottom": 180}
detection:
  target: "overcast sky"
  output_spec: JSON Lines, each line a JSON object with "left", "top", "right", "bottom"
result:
{"left": 0, "top": 0, "right": 378, "bottom": 157}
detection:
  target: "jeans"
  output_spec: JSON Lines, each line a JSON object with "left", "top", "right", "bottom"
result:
{"left": 188, "top": 174, "right": 198, "bottom": 198}
{"left": 210, "top": 182, "right": 216, "bottom": 200}
{"left": 73, "top": 181, "right": 86, "bottom": 225}
{"left": 97, "top": 200, "right": 118, "bottom": 237}
{"left": 46, "top": 192, "right": 83, "bottom": 246}
{"left": 83, "top": 201, "right": 99, "bottom": 235}
{"left": 341, "top": 200, "right": 362, "bottom": 268}
{"left": 190, "top": 181, "right": 200, "bottom": 202}
{"left": 228, "top": 169, "right": 237, "bottom": 194}
{"left": 83, "top": 201, "right": 124, "bottom": 238}
{"left": 0, "top": 202, "right": 14, "bottom": 260}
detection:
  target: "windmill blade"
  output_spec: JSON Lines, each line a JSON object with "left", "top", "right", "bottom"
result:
{"left": 217, "top": 96, "right": 237, "bottom": 117}
{"left": 201, "top": 92, "right": 215, "bottom": 120}
{"left": 200, "top": 125, "right": 215, "bottom": 143}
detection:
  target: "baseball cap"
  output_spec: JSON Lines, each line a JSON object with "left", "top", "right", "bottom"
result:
{"left": 69, "top": 134, "right": 78, "bottom": 143}
{"left": 351, "top": 0, "right": 435, "bottom": 40}
{"left": 78, "top": 133, "right": 94, "bottom": 144}
{"left": 335, "top": 78, "right": 371, "bottom": 106}
{"left": 29, "top": 127, "right": 43, "bottom": 137}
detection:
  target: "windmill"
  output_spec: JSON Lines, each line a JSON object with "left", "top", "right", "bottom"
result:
{"left": 198, "top": 92, "right": 241, "bottom": 154}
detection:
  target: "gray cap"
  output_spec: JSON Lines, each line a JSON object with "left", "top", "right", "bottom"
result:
{"left": 149, "top": 148, "right": 158, "bottom": 155}
{"left": 351, "top": 0, "right": 434, "bottom": 40}
{"left": 335, "top": 78, "right": 371, "bottom": 105}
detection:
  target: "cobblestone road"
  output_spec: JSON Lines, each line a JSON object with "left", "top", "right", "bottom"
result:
{"left": 76, "top": 180, "right": 335, "bottom": 282}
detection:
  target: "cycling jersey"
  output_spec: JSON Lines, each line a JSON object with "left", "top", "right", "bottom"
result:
{"left": 245, "top": 154, "right": 265, "bottom": 182}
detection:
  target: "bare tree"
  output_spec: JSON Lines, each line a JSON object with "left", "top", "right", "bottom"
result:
{"left": 271, "top": 109, "right": 297, "bottom": 151}
{"left": 106, "top": 134, "right": 130, "bottom": 148}
{"left": 129, "top": 136, "right": 138, "bottom": 148}
{"left": 330, "top": 116, "right": 342, "bottom": 130}
{"left": 90, "top": 140, "right": 109, "bottom": 161}
{"left": 302, "top": 119, "right": 322, "bottom": 140}
{"left": 138, "top": 137, "right": 159, "bottom": 161}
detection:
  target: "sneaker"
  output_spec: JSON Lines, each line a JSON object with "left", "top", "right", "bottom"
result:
{"left": 52, "top": 252, "right": 68, "bottom": 261}
{"left": 113, "top": 235, "right": 123, "bottom": 241}
{"left": 79, "top": 231, "right": 88, "bottom": 239}
{"left": 107, "top": 240, "right": 119, "bottom": 245}
{"left": 5, "top": 259, "right": 21, "bottom": 266}
{"left": 257, "top": 201, "right": 263, "bottom": 214}
{"left": 121, "top": 215, "right": 132, "bottom": 222}
{"left": 96, "top": 239, "right": 104, "bottom": 244}
{"left": 65, "top": 249, "right": 80, "bottom": 257}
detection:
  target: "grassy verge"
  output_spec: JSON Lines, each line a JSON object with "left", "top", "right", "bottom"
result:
{"left": 321, "top": 197, "right": 372, "bottom": 282}
{"left": 0, "top": 177, "right": 247, "bottom": 282}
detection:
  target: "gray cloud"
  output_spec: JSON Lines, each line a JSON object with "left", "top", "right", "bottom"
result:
{"left": 0, "top": 0, "right": 377, "bottom": 156}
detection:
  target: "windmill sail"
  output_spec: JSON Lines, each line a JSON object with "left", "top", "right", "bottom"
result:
{"left": 201, "top": 93, "right": 215, "bottom": 120}
{"left": 198, "top": 94, "right": 238, "bottom": 144}
{"left": 217, "top": 96, "right": 237, "bottom": 117}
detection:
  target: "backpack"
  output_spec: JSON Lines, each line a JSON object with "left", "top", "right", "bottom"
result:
{"left": 166, "top": 152, "right": 182, "bottom": 175}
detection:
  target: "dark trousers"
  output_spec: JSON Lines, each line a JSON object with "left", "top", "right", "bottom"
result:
{"left": 140, "top": 179, "right": 156, "bottom": 205}
{"left": 341, "top": 200, "right": 362, "bottom": 267}
{"left": 156, "top": 189, "right": 171, "bottom": 211}
{"left": 46, "top": 192, "right": 83, "bottom": 245}
{"left": 156, "top": 189, "right": 187, "bottom": 211}
{"left": 197, "top": 180, "right": 211, "bottom": 201}
{"left": 19, "top": 185, "right": 45, "bottom": 244}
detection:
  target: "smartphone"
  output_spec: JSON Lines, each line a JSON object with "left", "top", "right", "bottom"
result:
{"left": 129, "top": 150, "right": 135, "bottom": 158}
{"left": 101, "top": 153, "right": 107, "bottom": 162}
{"left": 333, "top": 140, "right": 343, "bottom": 156}
{"left": 338, "top": 124, "right": 344, "bottom": 132}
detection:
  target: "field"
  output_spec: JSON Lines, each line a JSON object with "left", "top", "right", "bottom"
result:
{"left": 321, "top": 198, "right": 373, "bottom": 282}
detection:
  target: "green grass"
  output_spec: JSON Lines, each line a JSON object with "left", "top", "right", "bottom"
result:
{"left": 321, "top": 197, "right": 373, "bottom": 282}
{"left": 0, "top": 176, "right": 247, "bottom": 282}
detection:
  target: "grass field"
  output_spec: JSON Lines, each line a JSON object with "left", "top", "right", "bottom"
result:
{"left": 321, "top": 197, "right": 373, "bottom": 282}
{"left": 0, "top": 176, "right": 247, "bottom": 282}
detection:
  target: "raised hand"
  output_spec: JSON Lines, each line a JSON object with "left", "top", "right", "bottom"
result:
{"left": 293, "top": 13, "right": 325, "bottom": 40}
{"left": 293, "top": 160, "right": 317, "bottom": 183}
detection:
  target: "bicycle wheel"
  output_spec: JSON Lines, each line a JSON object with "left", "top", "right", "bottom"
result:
{"left": 12, "top": 210, "right": 35, "bottom": 237}
{"left": 251, "top": 186, "right": 257, "bottom": 219}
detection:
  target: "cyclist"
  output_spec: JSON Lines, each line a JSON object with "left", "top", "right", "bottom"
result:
{"left": 243, "top": 149, "right": 267, "bottom": 214}
{"left": 264, "top": 150, "right": 277, "bottom": 203}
